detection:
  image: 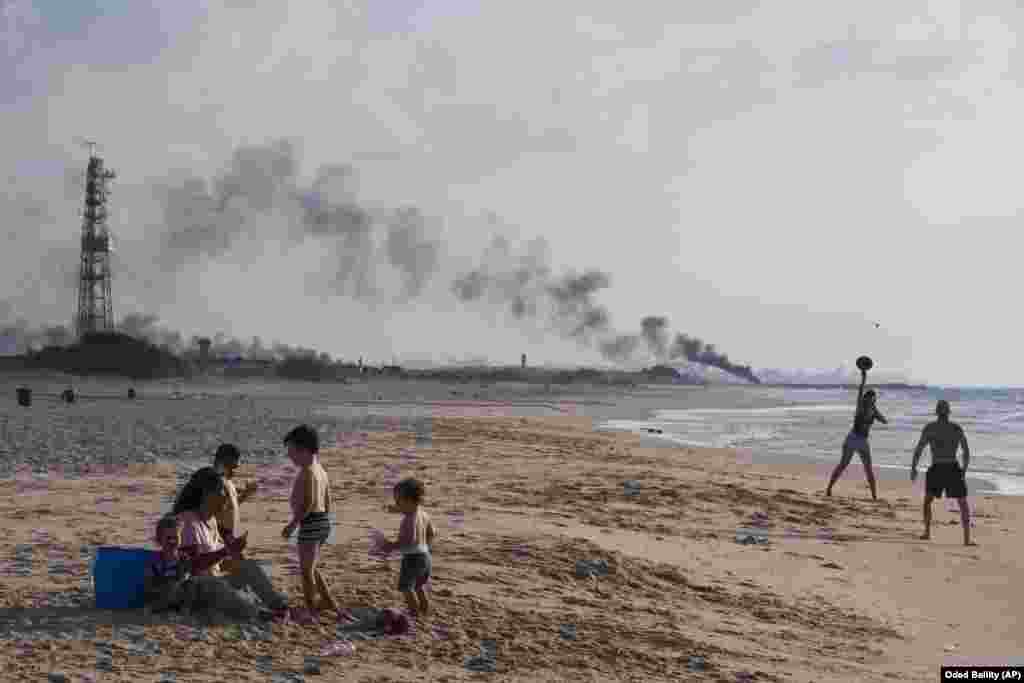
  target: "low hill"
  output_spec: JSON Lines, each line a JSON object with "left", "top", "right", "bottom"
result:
{"left": 25, "top": 331, "right": 188, "bottom": 380}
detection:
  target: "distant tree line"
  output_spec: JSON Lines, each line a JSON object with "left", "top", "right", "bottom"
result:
{"left": 24, "top": 332, "right": 188, "bottom": 379}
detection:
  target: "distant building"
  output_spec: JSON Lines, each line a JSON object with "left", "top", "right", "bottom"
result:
{"left": 198, "top": 338, "right": 211, "bottom": 372}
{"left": 222, "top": 358, "right": 275, "bottom": 378}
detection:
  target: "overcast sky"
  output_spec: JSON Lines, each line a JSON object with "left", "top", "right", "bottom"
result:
{"left": 1, "top": 1, "right": 1018, "bottom": 386}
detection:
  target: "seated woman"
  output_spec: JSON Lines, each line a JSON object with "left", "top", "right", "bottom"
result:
{"left": 173, "top": 466, "right": 291, "bottom": 621}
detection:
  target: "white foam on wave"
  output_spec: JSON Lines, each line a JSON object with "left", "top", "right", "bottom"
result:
{"left": 597, "top": 386, "right": 1024, "bottom": 496}
{"left": 710, "top": 428, "right": 784, "bottom": 448}
{"left": 597, "top": 420, "right": 715, "bottom": 448}
{"left": 598, "top": 420, "right": 783, "bottom": 449}
{"left": 653, "top": 404, "right": 851, "bottom": 420}
{"left": 600, "top": 423, "right": 1024, "bottom": 494}
{"left": 963, "top": 471, "right": 1024, "bottom": 496}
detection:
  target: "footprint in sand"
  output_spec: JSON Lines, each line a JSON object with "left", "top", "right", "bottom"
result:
{"left": 447, "top": 510, "right": 465, "bottom": 530}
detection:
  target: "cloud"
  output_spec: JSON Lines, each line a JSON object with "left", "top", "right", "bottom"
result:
{"left": 3, "top": 1, "right": 1022, "bottom": 384}
{"left": 792, "top": 30, "right": 963, "bottom": 87}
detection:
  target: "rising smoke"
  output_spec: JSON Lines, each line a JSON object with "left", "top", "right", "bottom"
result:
{"left": 0, "top": 311, "right": 325, "bottom": 363}
{"left": 668, "top": 333, "right": 760, "bottom": 384}
{"left": 156, "top": 140, "right": 442, "bottom": 301}
{"left": 1, "top": 140, "right": 759, "bottom": 382}
{"left": 640, "top": 316, "right": 669, "bottom": 358}
{"left": 117, "top": 313, "right": 328, "bottom": 362}
{"left": 451, "top": 236, "right": 759, "bottom": 382}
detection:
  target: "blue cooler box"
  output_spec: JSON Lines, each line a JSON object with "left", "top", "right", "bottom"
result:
{"left": 93, "top": 546, "right": 152, "bottom": 609}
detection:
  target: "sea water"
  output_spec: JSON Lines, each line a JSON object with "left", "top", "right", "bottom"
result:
{"left": 598, "top": 385, "right": 1024, "bottom": 496}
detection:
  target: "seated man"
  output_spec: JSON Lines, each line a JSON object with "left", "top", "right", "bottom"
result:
{"left": 211, "top": 443, "right": 259, "bottom": 575}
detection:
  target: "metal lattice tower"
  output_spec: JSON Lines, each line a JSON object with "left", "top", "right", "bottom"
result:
{"left": 75, "top": 142, "right": 116, "bottom": 338}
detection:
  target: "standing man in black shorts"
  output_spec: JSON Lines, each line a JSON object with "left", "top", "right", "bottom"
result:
{"left": 910, "top": 400, "right": 975, "bottom": 546}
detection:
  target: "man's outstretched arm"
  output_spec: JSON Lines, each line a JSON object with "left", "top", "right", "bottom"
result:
{"left": 960, "top": 430, "right": 970, "bottom": 472}
{"left": 911, "top": 427, "right": 930, "bottom": 478}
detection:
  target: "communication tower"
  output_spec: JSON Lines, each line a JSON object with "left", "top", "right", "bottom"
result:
{"left": 75, "top": 140, "right": 116, "bottom": 337}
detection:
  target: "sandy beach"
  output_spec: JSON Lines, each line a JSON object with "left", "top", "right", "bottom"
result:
{"left": 0, "top": 386, "right": 1021, "bottom": 682}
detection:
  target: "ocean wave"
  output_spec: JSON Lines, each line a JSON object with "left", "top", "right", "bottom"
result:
{"left": 597, "top": 386, "right": 1024, "bottom": 496}
{"left": 962, "top": 471, "right": 1024, "bottom": 496}
{"left": 598, "top": 419, "right": 783, "bottom": 449}
{"left": 653, "top": 405, "right": 852, "bottom": 419}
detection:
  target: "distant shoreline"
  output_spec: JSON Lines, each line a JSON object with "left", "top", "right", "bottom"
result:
{"left": 759, "top": 383, "right": 927, "bottom": 390}
{"left": 0, "top": 369, "right": 929, "bottom": 392}
{"left": 0, "top": 355, "right": 928, "bottom": 390}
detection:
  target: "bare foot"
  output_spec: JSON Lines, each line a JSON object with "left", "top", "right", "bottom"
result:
{"left": 825, "top": 489, "right": 832, "bottom": 497}
{"left": 965, "top": 541, "right": 977, "bottom": 546}
{"left": 919, "top": 533, "right": 930, "bottom": 540}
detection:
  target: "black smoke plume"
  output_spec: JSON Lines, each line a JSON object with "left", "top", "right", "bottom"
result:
{"left": 450, "top": 234, "right": 759, "bottom": 382}
{"left": 156, "top": 140, "right": 442, "bottom": 300}
{"left": 2, "top": 139, "right": 759, "bottom": 382}
{"left": 668, "top": 332, "right": 760, "bottom": 384}
{"left": 0, "top": 319, "right": 74, "bottom": 354}
{"left": 640, "top": 315, "right": 669, "bottom": 358}
{"left": 0, "top": 311, "right": 341, "bottom": 367}
{"left": 599, "top": 334, "right": 640, "bottom": 361}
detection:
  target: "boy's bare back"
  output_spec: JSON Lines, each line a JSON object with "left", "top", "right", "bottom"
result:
{"left": 293, "top": 463, "right": 330, "bottom": 513}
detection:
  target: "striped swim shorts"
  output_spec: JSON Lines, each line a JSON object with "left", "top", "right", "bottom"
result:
{"left": 297, "top": 512, "right": 331, "bottom": 545}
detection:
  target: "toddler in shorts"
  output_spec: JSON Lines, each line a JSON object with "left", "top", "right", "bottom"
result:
{"left": 379, "top": 478, "right": 435, "bottom": 616}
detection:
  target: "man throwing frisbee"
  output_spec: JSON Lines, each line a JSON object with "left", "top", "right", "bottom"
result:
{"left": 826, "top": 361, "right": 888, "bottom": 500}
{"left": 910, "top": 400, "right": 975, "bottom": 545}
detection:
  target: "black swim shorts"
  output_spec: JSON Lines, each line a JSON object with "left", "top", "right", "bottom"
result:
{"left": 397, "top": 552, "right": 431, "bottom": 592}
{"left": 925, "top": 462, "right": 967, "bottom": 499}
{"left": 297, "top": 512, "right": 331, "bottom": 545}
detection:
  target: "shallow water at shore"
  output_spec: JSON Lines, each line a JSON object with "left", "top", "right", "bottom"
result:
{"left": 597, "top": 385, "right": 1024, "bottom": 495}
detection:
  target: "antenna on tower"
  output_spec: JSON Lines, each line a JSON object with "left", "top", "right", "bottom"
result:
{"left": 74, "top": 137, "right": 99, "bottom": 158}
